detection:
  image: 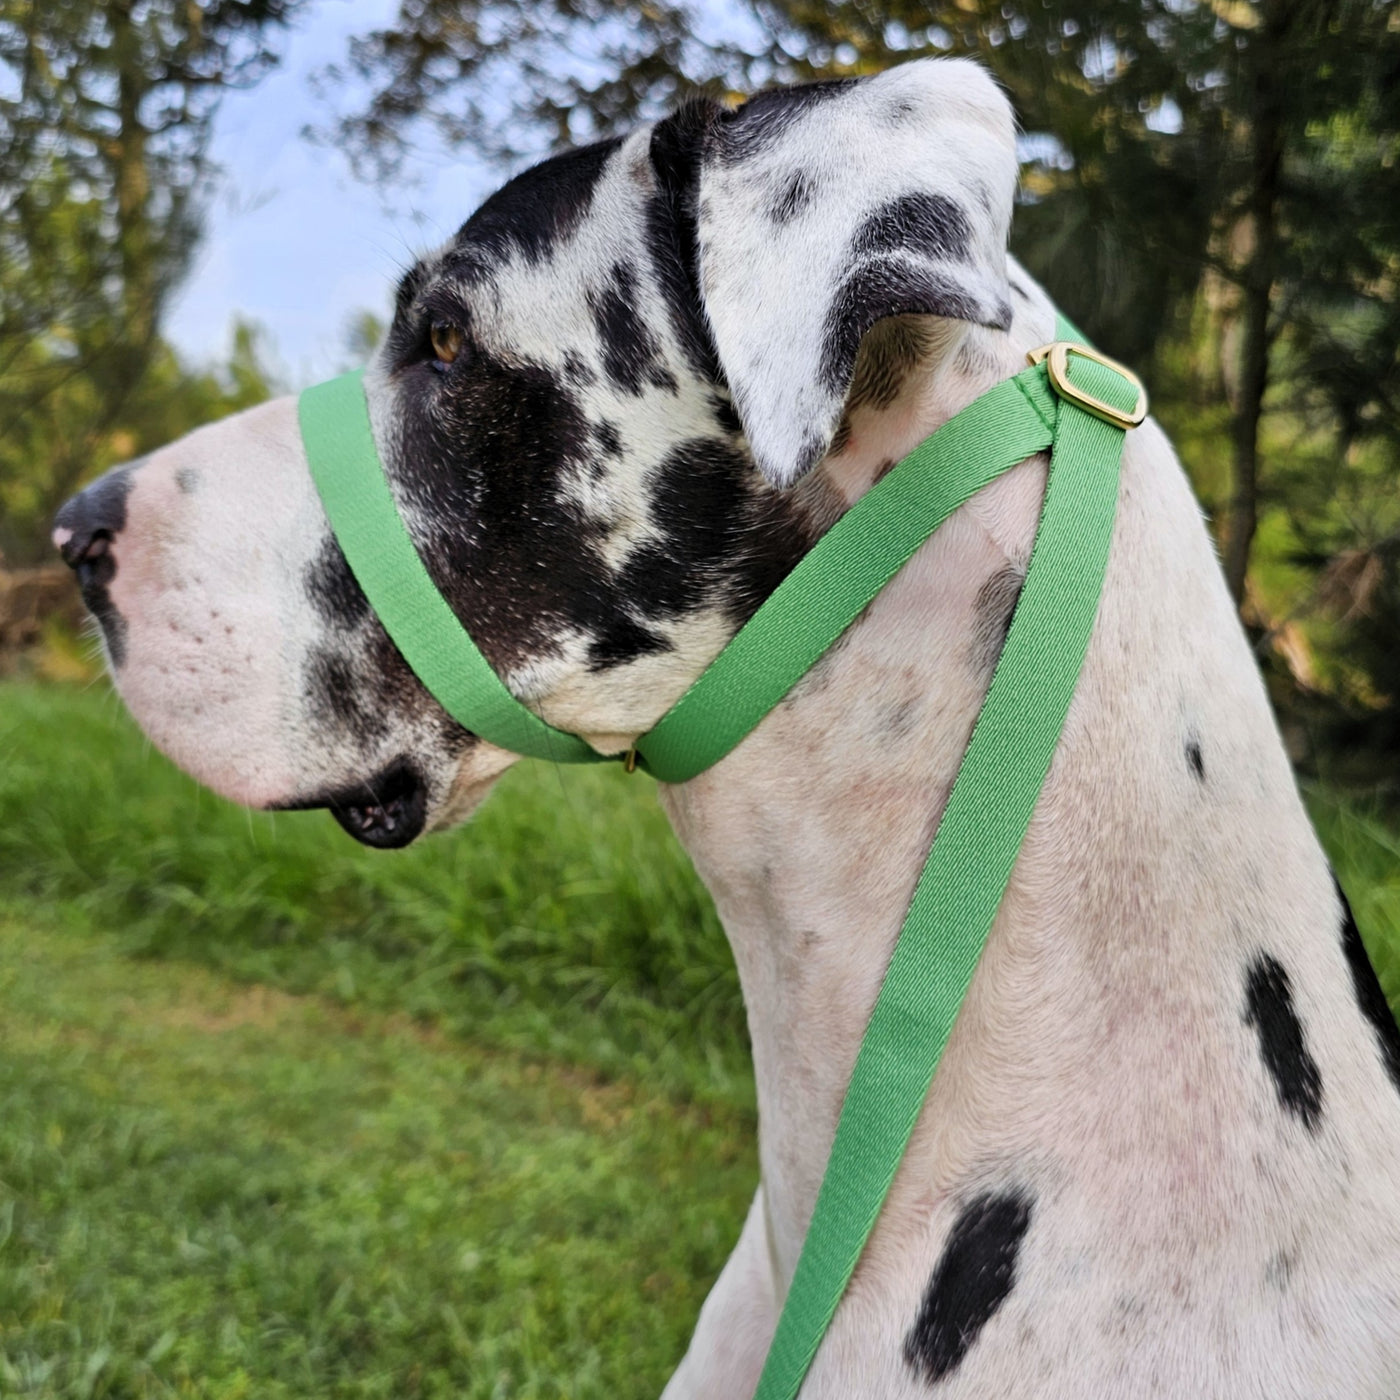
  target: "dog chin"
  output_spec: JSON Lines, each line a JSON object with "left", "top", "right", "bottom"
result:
{"left": 111, "top": 683, "right": 300, "bottom": 813}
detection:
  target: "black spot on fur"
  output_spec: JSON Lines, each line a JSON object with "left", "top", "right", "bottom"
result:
{"left": 708, "top": 388, "right": 743, "bottom": 438}
{"left": 175, "top": 465, "right": 199, "bottom": 495}
{"left": 613, "top": 436, "right": 811, "bottom": 626}
{"left": 302, "top": 610, "right": 476, "bottom": 765}
{"left": 973, "top": 565, "right": 1024, "bottom": 672}
{"left": 586, "top": 615, "right": 672, "bottom": 670}
{"left": 305, "top": 646, "right": 389, "bottom": 748}
{"left": 1243, "top": 954, "right": 1324, "bottom": 1133}
{"left": 1186, "top": 738, "right": 1205, "bottom": 781}
{"left": 905, "top": 1190, "right": 1033, "bottom": 1384}
{"left": 305, "top": 535, "right": 371, "bottom": 631}
{"left": 820, "top": 263, "right": 1006, "bottom": 396}
{"left": 592, "top": 419, "right": 623, "bottom": 459}
{"left": 1336, "top": 874, "right": 1400, "bottom": 1097}
{"left": 852, "top": 193, "right": 972, "bottom": 266}
{"left": 563, "top": 351, "right": 596, "bottom": 387}
{"left": 1265, "top": 1245, "right": 1297, "bottom": 1291}
{"left": 647, "top": 99, "right": 725, "bottom": 381}
{"left": 375, "top": 315, "right": 813, "bottom": 676}
{"left": 1008, "top": 277, "right": 1030, "bottom": 302}
{"left": 769, "top": 168, "right": 816, "bottom": 225}
{"left": 588, "top": 261, "right": 678, "bottom": 395}
{"left": 302, "top": 528, "right": 476, "bottom": 763}
{"left": 454, "top": 137, "right": 623, "bottom": 271}
{"left": 713, "top": 79, "right": 860, "bottom": 164}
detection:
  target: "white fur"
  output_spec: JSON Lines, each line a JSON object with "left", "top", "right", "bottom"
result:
{"left": 660, "top": 271, "right": 1400, "bottom": 1398}
{"left": 699, "top": 60, "right": 1017, "bottom": 486}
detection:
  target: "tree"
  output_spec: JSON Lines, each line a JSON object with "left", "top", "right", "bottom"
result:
{"left": 0, "top": 0, "right": 301, "bottom": 563}
{"left": 323, "top": 0, "right": 1396, "bottom": 584}
{"left": 0, "top": 321, "right": 280, "bottom": 566}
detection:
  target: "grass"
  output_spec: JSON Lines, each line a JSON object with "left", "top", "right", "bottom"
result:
{"left": 0, "top": 681, "right": 751, "bottom": 1110}
{"left": 1305, "top": 788, "right": 1400, "bottom": 1008}
{"left": 1, "top": 677, "right": 1399, "bottom": 1396}
{"left": 0, "top": 916, "right": 755, "bottom": 1399}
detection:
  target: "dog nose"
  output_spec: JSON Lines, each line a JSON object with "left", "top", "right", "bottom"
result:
{"left": 52, "top": 464, "right": 133, "bottom": 570}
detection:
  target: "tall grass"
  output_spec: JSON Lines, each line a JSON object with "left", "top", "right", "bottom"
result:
{"left": 0, "top": 681, "right": 750, "bottom": 1108}
{"left": 3, "top": 677, "right": 1400, "bottom": 1397}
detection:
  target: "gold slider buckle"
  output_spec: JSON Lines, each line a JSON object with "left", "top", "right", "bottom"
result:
{"left": 623, "top": 746, "right": 639, "bottom": 774}
{"left": 1026, "top": 341, "right": 1148, "bottom": 431}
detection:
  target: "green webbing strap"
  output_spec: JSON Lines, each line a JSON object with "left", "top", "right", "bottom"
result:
{"left": 749, "top": 338, "right": 1140, "bottom": 1400}
{"left": 630, "top": 367, "right": 1058, "bottom": 780}
{"left": 298, "top": 365, "right": 1061, "bottom": 781}
{"left": 299, "top": 373, "right": 607, "bottom": 764}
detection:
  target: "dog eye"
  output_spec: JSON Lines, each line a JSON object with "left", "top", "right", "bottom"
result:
{"left": 430, "top": 321, "right": 465, "bottom": 366}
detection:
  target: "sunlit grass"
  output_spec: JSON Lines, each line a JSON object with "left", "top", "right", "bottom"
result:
{"left": 0, "top": 915, "right": 754, "bottom": 1399}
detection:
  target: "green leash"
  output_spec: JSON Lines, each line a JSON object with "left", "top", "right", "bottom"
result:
{"left": 298, "top": 321, "right": 1147, "bottom": 1398}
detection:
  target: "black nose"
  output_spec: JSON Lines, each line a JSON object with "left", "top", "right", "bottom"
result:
{"left": 53, "top": 465, "right": 134, "bottom": 573}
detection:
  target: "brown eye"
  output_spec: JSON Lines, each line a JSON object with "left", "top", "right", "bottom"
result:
{"left": 430, "top": 321, "right": 464, "bottom": 365}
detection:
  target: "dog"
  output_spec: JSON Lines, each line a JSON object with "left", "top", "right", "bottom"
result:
{"left": 54, "top": 57, "right": 1400, "bottom": 1397}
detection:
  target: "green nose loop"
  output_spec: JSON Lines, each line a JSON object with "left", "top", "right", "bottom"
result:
{"left": 298, "top": 371, "right": 609, "bottom": 766}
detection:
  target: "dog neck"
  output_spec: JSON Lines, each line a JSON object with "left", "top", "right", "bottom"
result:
{"left": 657, "top": 279, "right": 1379, "bottom": 1305}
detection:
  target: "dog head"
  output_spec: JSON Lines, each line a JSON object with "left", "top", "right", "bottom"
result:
{"left": 53, "top": 57, "right": 1016, "bottom": 845}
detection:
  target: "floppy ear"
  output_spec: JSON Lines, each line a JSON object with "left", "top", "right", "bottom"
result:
{"left": 686, "top": 58, "right": 1017, "bottom": 487}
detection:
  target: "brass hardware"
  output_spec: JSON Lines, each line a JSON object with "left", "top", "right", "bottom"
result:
{"left": 623, "top": 746, "right": 639, "bottom": 774}
{"left": 1026, "top": 341, "right": 1148, "bottom": 431}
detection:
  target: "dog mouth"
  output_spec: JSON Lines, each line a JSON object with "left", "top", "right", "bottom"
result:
{"left": 276, "top": 757, "right": 429, "bottom": 849}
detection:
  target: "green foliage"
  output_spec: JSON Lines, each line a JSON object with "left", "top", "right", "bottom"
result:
{"left": 1308, "top": 789, "right": 1400, "bottom": 1010}
{"left": 0, "top": 322, "right": 280, "bottom": 565}
{"left": 0, "top": 678, "right": 758, "bottom": 1393}
{"left": 1, "top": 678, "right": 1399, "bottom": 1393}
{"left": 0, "top": 916, "right": 754, "bottom": 1398}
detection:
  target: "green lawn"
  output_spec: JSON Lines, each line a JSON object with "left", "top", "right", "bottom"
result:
{"left": 0, "top": 916, "right": 754, "bottom": 1399}
{"left": 1, "top": 678, "right": 1399, "bottom": 1397}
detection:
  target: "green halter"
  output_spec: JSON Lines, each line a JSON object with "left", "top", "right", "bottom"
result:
{"left": 298, "top": 317, "right": 1146, "bottom": 1399}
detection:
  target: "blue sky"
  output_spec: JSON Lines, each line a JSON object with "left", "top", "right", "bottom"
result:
{"left": 166, "top": 0, "right": 502, "bottom": 387}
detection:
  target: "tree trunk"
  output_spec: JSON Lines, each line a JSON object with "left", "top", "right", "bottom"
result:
{"left": 1221, "top": 10, "right": 1286, "bottom": 608}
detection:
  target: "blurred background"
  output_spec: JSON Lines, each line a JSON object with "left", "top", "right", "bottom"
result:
{"left": 0, "top": 1, "right": 1397, "bottom": 1396}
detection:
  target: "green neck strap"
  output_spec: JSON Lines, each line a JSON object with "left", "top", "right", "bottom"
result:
{"left": 298, "top": 320, "right": 1147, "bottom": 1399}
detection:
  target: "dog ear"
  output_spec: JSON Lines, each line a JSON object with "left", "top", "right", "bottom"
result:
{"left": 673, "top": 59, "right": 1017, "bottom": 488}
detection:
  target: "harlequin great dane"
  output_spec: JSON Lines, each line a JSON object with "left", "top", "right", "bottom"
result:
{"left": 54, "top": 57, "right": 1400, "bottom": 1398}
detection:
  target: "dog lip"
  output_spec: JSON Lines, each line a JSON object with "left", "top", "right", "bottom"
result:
{"left": 273, "top": 757, "right": 429, "bottom": 849}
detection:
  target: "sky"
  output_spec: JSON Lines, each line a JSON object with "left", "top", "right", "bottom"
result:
{"left": 166, "top": 0, "right": 502, "bottom": 387}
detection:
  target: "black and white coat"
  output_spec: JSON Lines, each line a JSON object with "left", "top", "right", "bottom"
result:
{"left": 54, "top": 58, "right": 1400, "bottom": 1397}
